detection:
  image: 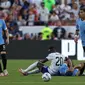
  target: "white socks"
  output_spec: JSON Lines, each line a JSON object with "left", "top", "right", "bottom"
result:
{"left": 24, "top": 61, "right": 38, "bottom": 72}
{"left": 27, "top": 68, "right": 40, "bottom": 74}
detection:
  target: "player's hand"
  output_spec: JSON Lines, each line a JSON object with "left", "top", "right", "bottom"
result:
{"left": 6, "top": 39, "right": 9, "bottom": 45}
{"left": 74, "top": 35, "right": 79, "bottom": 43}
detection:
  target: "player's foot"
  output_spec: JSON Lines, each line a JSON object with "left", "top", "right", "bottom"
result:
{"left": 19, "top": 68, "right": 28, "bottom": 76}
{"left": 0, "top": 73, "right": 4, "bottom": 76}
{"left": 3, "top": 69, "right": 8, "bottom": 76}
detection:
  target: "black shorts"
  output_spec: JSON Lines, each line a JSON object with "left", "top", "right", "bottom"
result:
{"left": 0, "top": 44, "right": 6, "bottom": 52}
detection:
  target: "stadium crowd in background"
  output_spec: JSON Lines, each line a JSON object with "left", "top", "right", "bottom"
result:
{"left": 0, "top": 0, "right": 84, "bottom": 40}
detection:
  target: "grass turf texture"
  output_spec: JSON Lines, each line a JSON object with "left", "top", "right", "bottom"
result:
{"left": 0, "top": 60, "right": 85, "bottom": 85}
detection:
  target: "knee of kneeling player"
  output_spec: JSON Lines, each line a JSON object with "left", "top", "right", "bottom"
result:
{"left": 37, "top": 62, "right": 44, "bottom": 69}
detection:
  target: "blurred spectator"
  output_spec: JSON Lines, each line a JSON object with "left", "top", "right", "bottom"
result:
{"left": 80, "top": 0, "right": 85, "bottom": 8}
{"left": 31, "top": 33, "right": 38, "bottom": 40}
{"left": 21, "top": 9, "right": 28, "bottom": 21}
{"left": 68, "top": 0, "right": 77, "bottom": 8}
{"left": 0, "top": 0, "right": 11, "bottom": 13}
{"left": 44, "top": 0, "right": 55, "bottom": 11}
{"left": 28, "top": 4, "right": 39, "bottom": 25}
{"left": 37, "top": 32, "right": 43, "bottom": 40}
{"left": 69, "top": 12, "right": 76, "bottom": 21}
{"left": 41, "top": 23, "right": 52, "bottom": 40}
{"left": 52, "top": 2, "right": 60, "bottom": 15}
{"left": 39, "top": 2, "right": 49, "bottom": 25}
{"left": 71, "top": 3, "right": 79, "bottom": 18}
{"left": 28, "top": 0, "right": 43, "bottom": 8}
{"left": 51, "top": 32, "right": 58, "bottom": 40}
{"left": 49, "top": 11, "right": 59, "bottom": 25}
{"left": 68, "top": 32, "right": 74, "bottom": 39}
{"left": 12, "top": 0, "right": 21, "bottom": 7}
{"left": 13, "top": 33, "right": 23, "bottom": 40}
{"left": 59, "top": 0, "right": 71, "bottom": 20}
{"left": 53, "top": 21, "right": 66, "bottom": 39}
{"left": 55, "top": 0, "right": 61, "bottom": 4}
{"left": 0, "top": 0, "right": 80, "bottom": 26}
{"left": 17, "top": 15, "right": 26, "bottom": 26}
{"left": 27, "top": 10, "right": 35, "bottom": 26}
{"left": 8, "top": 0, "right": 14, "bottom": 6}
{"left": 24, "top": 33, "right": 31, "bottom": 40}
{"left": 8, "top": 23, "right": 22, "bottom": 37}
{"left": 22, "top": 0, "right": 30, "bottom": 10}
{"left": 0, "top": 7, "right": 4, "bottom": 19}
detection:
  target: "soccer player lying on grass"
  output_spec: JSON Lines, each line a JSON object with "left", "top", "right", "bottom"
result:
{"left": 36, "top": 56, "right": 73, "bottom": 76}
{"left": 73, "top": 62, "right": 85, "bottom": 76}
{"left": 19, "top": 46, "right": 72, "bottom": 76}
{"left": 58, "top": 61, "right": 85, "bottom": 76}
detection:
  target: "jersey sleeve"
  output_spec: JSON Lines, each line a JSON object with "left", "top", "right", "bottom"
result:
{"left": 46, "top": 53, "right": 53, "bottom": 60}
{"left": 2, "top": 20, "right": 7, "bottom": 30}
{"left": 76, "top": 18, "right": 80, "bottom": 30}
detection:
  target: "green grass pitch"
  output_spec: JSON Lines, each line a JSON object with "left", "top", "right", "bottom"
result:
{"left": 0, "top": 60, "right": 85, "bottom": 85}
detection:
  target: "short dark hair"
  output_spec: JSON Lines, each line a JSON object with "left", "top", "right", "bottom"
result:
{"left": 48, "top": 46, "right": 56, "bottom": 53}
{"left": 80, "top": 7, "right": 85, "bottom": 12}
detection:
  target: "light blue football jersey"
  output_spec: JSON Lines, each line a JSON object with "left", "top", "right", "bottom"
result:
{"left": 59, "top": 63, "right": 68, "bottom": 75}
{"left": 0, "top": 19, "right": 7, "bottom": 45}
{"left": 76, "top": 18, "right": 85, "bottom": 46}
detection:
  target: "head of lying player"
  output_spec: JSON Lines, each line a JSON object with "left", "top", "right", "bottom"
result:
{"left": 48, "top": 46, "right": 56, "bottom": 53}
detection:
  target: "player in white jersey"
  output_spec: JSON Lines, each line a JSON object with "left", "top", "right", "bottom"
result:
{"left": 19, "top": 46, "right": 71, "bottom": 76}
{"left": 42, "top": 52, "right": 66, "bottom": 75}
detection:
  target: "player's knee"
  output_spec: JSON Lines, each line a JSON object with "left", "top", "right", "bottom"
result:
{"left": 37, "top": 62, "right": 44, "bottom": 69}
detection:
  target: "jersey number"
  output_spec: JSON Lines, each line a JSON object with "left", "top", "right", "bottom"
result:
{"left": 56, "top": 57, "right": 63, "bottom": 66}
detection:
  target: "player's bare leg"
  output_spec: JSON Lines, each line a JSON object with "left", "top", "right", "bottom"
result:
{"left": 19, "top": 61, "right": 38, "bottom": 75}
{"left": 74, "top": 63, "right": 85, "bottom": 75}
{"left": 0, "top": 63, "right": 4, "bottom": 76}
{"left": 21, "top": 68, "right": 40, "bottom": 76}
{"left": 1, "top": 51, "right": 8, "bottom": 76}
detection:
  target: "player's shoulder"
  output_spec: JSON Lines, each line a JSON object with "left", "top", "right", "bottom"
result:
{"left": 0, "top": 19, "right": 4, "bottom": 22}
{"left": 48, "top": 52, "right": 60, "bottom": 55}
{"left": 48, "top": 52, "right": 61, "bottom": 58}
{"left": 0, "top": 19, "right": 3, "bottom": 21}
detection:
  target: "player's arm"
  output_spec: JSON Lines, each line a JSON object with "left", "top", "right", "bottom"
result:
{"left": 67, "top": 58, "right": 73, "bottom": 67}
{"left": 74, "top": 63, "right": 85, "bottom": 70}
{"left": 2, "top": 20, "right": 9, "bottom": 44}
{"left": 4, "top": 29, "right": 9, "bottom": 45}
{"left": 74, "top": 18, "right": 80, "bottom": 42}
{"left": 75, "top": 29, "right": 79, "bottom": 35}
{"left": 39, "top": 58, "right": 48, "bottom": 63}
{"left": 64, "top": 57, "right": 74, "bottom": 71}
{"left": 37, "top": 58, "right": 48, "bottom": 71}
{"left": 39, "top": 53, "right": 53, "bottom": 63}
{"left": 74, "top": 29, "right": 79, "bottom": 43}
{"left": 75, "top": 29, "right": 79, "bottom": 38}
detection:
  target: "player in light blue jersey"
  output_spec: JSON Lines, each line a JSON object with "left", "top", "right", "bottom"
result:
{"left": 58, "top": 60, "right": 85, "bottom": 76}
{"left": 74, "top": 7, "right": 85, "bottom": 54}
{"left": 0, "top": 19, "right": 9, "bottom": 76}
